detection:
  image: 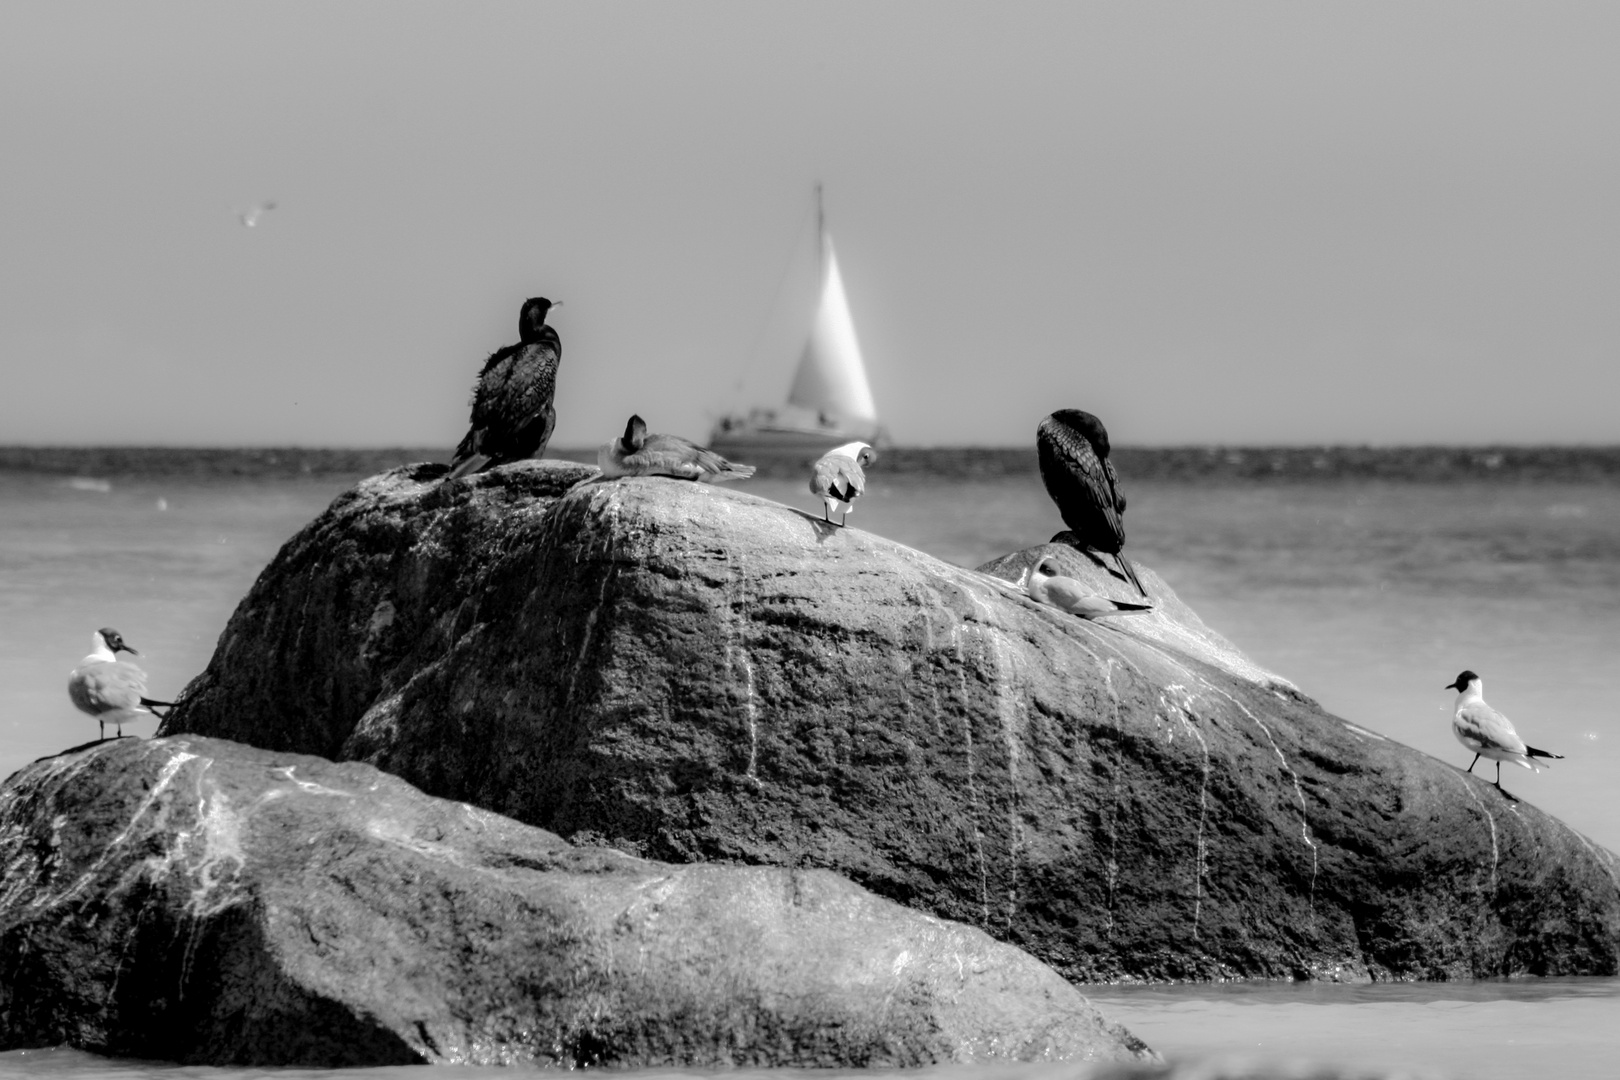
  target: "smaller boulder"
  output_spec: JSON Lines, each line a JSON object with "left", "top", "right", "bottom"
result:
{"left": 0, "top": 736, "right": 1155, "bottom": 1068}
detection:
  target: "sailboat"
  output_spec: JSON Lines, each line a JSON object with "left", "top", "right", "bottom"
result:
{"left": 709, "top": 186, "right": 889, "bottom": 456}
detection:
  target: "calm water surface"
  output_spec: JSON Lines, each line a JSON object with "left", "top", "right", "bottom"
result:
{"left": 2, "top": 977, "right": 1618, "bottom": 1080}
{"left": 3, "top": 460, "right": 1620, "bottom": 1078}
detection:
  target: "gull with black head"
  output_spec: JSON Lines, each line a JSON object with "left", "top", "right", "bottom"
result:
{"left": 599, "top": 415, "right": 755, "bottom": 483}
{"left": 1445, "top": 669, "right": 1563, "bottom": 795}
{"left": 809, "top": 441, "right": 877, "bottom": 526}
{"left": 68, "top": 628, "right": 174, "bottom": 741}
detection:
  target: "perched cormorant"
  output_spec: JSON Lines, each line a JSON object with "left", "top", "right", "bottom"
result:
{"left": 68, "top": 628, "right": 173, "bottom": 741}
{"left": 809, "top": 441, "right": 877, "bottom": 526}
{"left": 598, "top": 414, "right": 755, "bottom": 483}
{"left": 1445, "top": 670, "right": 1562, "bottom": 795}
{"left": 1025, "top": 557, "right": 1155, "bottom": 620}
{"left": 1036, "top": 409, "right": 1147, "bottom": 597}
{"left": 447, "top": 297, "right": 562, "bottom": 479}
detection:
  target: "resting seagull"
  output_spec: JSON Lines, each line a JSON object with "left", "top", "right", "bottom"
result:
{"left": 68, "top": 628, "right": 174, "bottom": 741}
{"left": 598, "top": 414, "right": 755, "bottom": 483}
{"left": 1037, "top": 409, "right": 1148, "bottom": 597}
{"left": 810, "top": 441, "right": 877, "bottom": 526}
{"left": 1026, "top": 556, "right": 1155, "bottom": 620}
{"left": 1446, "top": 669, "right": 1563, "bottom": 794}
{"left": 447, "top": 297, "right": 563, "bottom": 480}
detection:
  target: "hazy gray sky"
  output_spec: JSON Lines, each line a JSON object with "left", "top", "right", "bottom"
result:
{"left": 3, "top": 1, "right": 1617, "bottom": 447}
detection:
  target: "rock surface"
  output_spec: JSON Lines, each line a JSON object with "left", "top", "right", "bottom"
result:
{"left": 0, "top": 736, "right": 1153, "bottom": 1067}
{"left": 163, "top": 461, "right": 1620, "bottom": 981}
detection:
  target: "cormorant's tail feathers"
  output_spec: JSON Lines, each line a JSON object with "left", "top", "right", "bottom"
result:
{"left": 1116, "top": 553, "right": 1148, "bottom": 598}
{"left": 446, "top": 454, "right": 491, "bottom": 481}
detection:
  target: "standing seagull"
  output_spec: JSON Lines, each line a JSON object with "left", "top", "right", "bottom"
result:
{"left": 598, "top": 414, "right": 755, "bottom": 483}
{"left": 68, "top": 628, "right": 174, "bottom": 741}
{"left": 1026, "top": 556, "right": 1155, "bottom": 620}
{"left": 1445, "top": 670, "right": 1563, "bottom": 794}
{"left": 1037, "top": 409, "right": 1147, "bottom": 597}
{"left": 447, "top": 297, "right": 562, "bottom": 480}
{"left": 810, "top": 441, "right": 877, "bottom": 526}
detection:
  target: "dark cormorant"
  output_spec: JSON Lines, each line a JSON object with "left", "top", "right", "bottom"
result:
{"left": 447, "top": 297, "right": 561, "bottom": 479}
{"left": 1036, "top": 409, "right": 1148, "bottom": 597}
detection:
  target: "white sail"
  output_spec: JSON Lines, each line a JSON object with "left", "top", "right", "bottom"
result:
{"left": 786, "top": 232, "right": 878, "bottom": 424}
{"left": 708, "top": 185, "right": 887, "bottom": 452}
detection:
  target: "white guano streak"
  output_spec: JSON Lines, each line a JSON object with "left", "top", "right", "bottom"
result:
{"left": 1160, "top": 685, "right": 1210, "bottom": 939}
{"left": 1456, "top": 773, "right": 1500, "bottom": 895}
{"left": 950, "top": 623, "right": 992, "bottom": 925}
{"left": 723, "top": 550, "right": 762, "bottom": 786}
{"left": 1210, "top": 684, "right": 1319, "bottom": 921}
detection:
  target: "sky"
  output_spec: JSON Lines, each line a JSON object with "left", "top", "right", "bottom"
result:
{"left": 2, "top": 1, "right": 1617, "bottom": 448}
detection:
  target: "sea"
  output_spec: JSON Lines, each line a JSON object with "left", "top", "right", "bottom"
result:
{"left": 3, "top": 444, "right": 1620, "bottom": 1080}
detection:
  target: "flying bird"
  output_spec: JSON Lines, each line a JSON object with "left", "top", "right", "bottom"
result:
{"left": 238, "top": 201, "right": 277, "bottom": 227}
{"left": 1026, "top": 556, "right": 1155, "bottom": 620}
{"left": 68, "top": 628, "right": 174, "bottom": 741}
{"left": 810, "top": 441, "right": 877, "bottom": 525}
{"left": 447, "top": 297, "right": 563, "bottom": 480}
{"left": 1037, "top": 409, "right": 1147, "bottom": 597}
{"left": 598, "top": 414, "right": 755, "bottom": 483}
{"left": 1445, "top": 669, "right": 1563, "bottom": 794}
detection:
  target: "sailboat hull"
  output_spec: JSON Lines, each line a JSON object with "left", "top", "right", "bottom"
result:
{"left": 709, "top": 407, "right": 887, "bottom": 457}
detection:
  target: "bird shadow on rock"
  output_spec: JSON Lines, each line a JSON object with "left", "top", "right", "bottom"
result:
{"left": 1050, "top": 531, "right": 1134, "bottom": 586}
{"left": 783, "top": 507, "right": 847, "bottom": 543}
{"left": 32, "top": 736, "right": 138, "bottom": 766}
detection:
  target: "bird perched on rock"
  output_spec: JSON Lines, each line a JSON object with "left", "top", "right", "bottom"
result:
{"left": 1037, "top": 409, "right": 1147, "bottom": 597}
{"left": 1026, "top": 557, "right": 1155, "bottom": 620}
{"left": 1445, "top": 670, "right": 1563, "bottom": 795}
{"left": 810, "top": 441, "right": 877, "bottom": 526}
{"left": 68, "top": 628, "right": 174, "bottom": 741}
{"left": 447, "top": 297, "right": 562, "bottom": 480}
{"left": 598, "top": 414, "right": 756, "bottom": 483}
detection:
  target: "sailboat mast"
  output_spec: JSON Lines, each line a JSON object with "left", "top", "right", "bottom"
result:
{"left": 815, "top": 181, "right": 826, "bottom": 279}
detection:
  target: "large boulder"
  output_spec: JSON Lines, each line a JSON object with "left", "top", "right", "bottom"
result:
{"left": 162, "top": 461, "right": 1620, "bottom": 981}
{"left": 0, "top": 736, "right": 1153, "bottom": 1067}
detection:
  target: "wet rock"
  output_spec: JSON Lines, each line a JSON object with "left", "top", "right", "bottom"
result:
{"left": 163, "top": 463, "right": 1620, "bottom": 981}
{"left": 0, "top": 736, "right": 1154, "bottom": 1067}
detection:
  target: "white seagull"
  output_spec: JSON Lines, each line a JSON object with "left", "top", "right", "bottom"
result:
{"left": 809, "top": 441, "right": 877, "bottom": 526}
{"left": 1026, "top": 556, "right": 1155, "bottom": 620}
{"left": 1446, "top": 669, "right": 1563, "bottom": 794}
{"left": 68, "top": 628, "right": 174, "bottom": 741}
